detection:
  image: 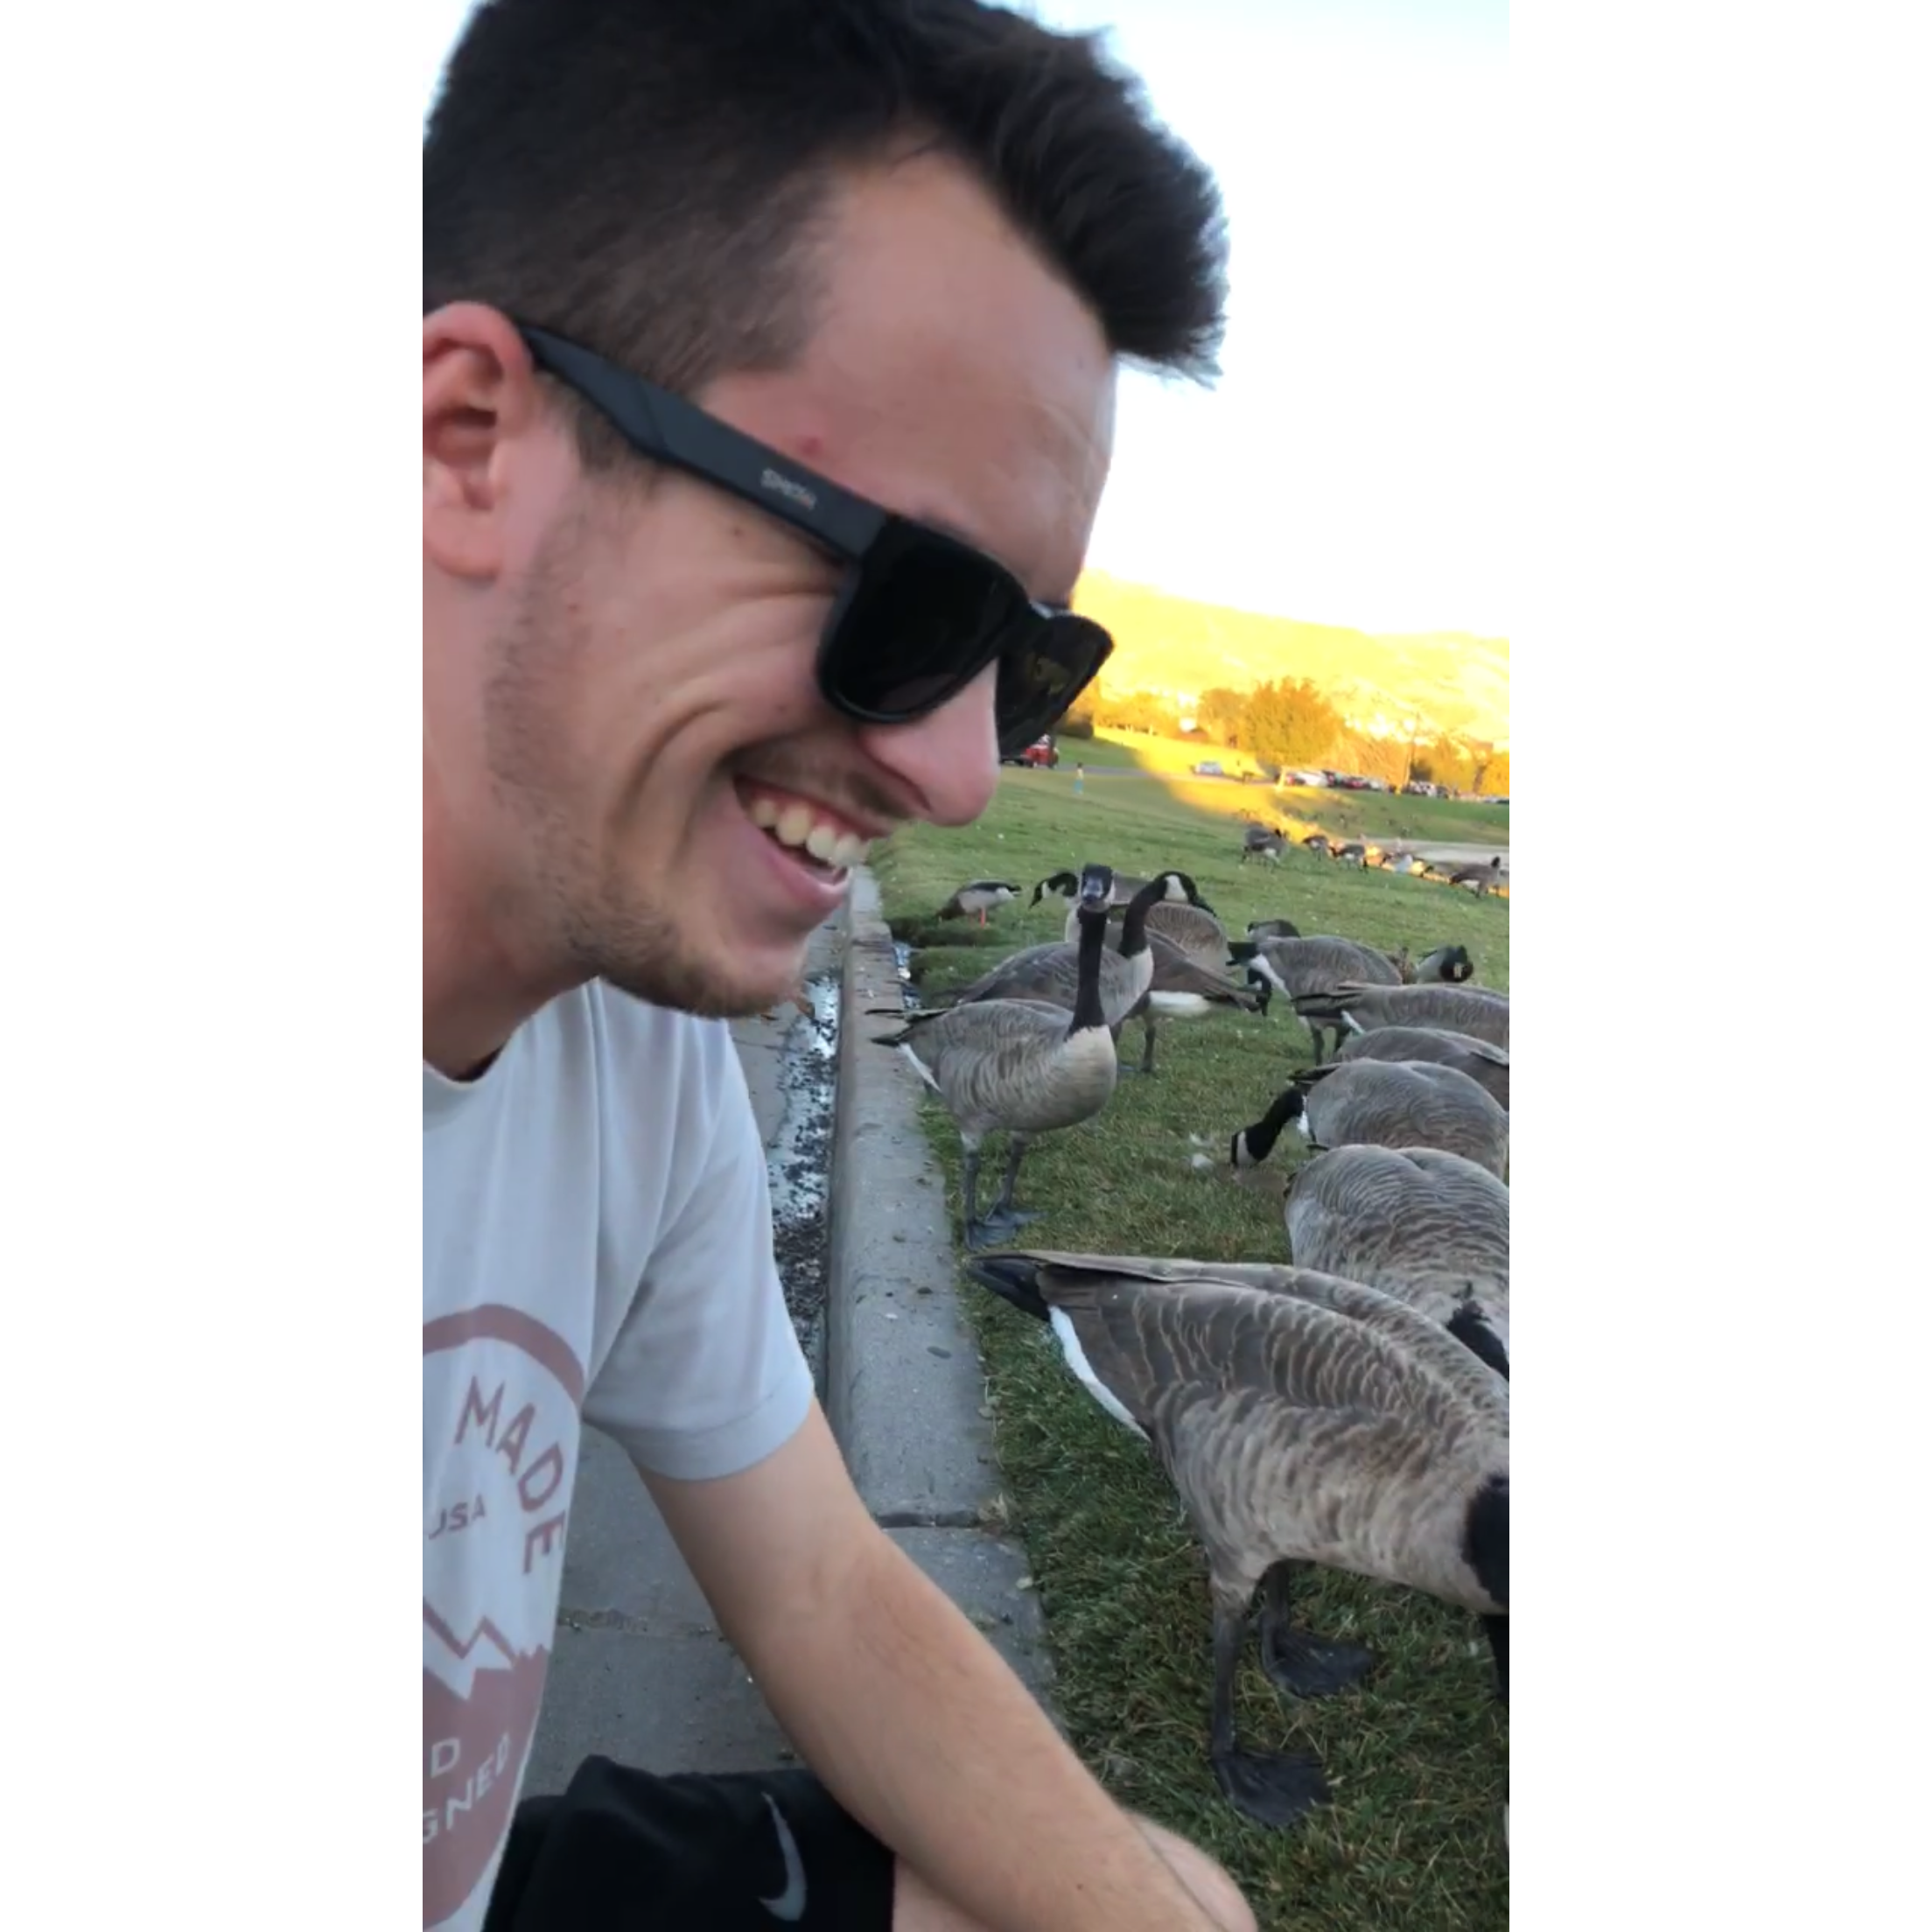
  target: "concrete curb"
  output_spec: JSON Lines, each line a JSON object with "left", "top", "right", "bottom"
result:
{"left": 827, "top": 870, "right": 1055, "bottom": 1703}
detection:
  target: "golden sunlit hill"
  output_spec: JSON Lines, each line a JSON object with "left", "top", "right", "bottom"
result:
{"left": 1071, "top": 571, "right": 1510, "bottom": 747}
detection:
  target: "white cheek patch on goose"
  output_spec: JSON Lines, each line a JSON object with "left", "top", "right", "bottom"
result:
{"left": 1048, "top": 1309, "right": 1146, "bottom": 1438}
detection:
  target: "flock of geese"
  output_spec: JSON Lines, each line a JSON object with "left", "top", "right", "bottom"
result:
{"left": 877, "top": 860, "right": 1511, "bottom": 1845}
{"left": 1242, "top": 821, "right": 1508, "bottom": 896}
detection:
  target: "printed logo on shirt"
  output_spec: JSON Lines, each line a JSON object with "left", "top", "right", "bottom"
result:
{"left": 423, "top": 1306, "right": 585, "bottom": 1929}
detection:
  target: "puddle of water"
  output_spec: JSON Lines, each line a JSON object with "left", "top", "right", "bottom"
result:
{"left": 768, "top": 976, "right": 839, "bottom": 1388}
{"left": 892, "top": 939, "right": 922, "bottom": 1012}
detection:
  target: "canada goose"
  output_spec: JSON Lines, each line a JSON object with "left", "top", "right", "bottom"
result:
{"left": 1069, "top": 895, "right": 1227, "bottom": 973}
{"left": 1241, "top": 825, "right": 1285, "bottom": 864}
{"left": 1284, "top": 1145, "right": 1511, "bottom": 1376}
{"left": 1224, "top": 935, "right": 1404, "bottom": 1057}
{"left": 937, "top": 872, "right": 1184, "bottom": 1031}
{"left": 934, "top": 880, "right": 1019, "bottom": 927}
{"left": 1413, "top": 942, "right": 1475, "bottom": 984}
{"left": 1302, "top": 834, "right": 1332, "bottom": 857}
{"left": 1331, "top": 1025, "right": 1509, "bottom": 1110}
{"left": 1119, "top": 932, "right": 1262, "bottom": 1075}
{"left": 1231, "top": 1059, "right": 1509, "bottom": 1180}
{"left": 965, "top": 1250, "right": 1508, "bottom": 1828}
{"left": 1031, "top": 868, "right": 1207, "bottom": 912}
{"left": 871, "top": 866, "right": 1117, "bottom": 1248}
{"left": 1449, "top": 857, "right": 1506, "bottom": 895}
{"left": 1245, "top": 918, "right": 1302, "bottom": 942}
{"left": 1291, "top": 983, "right": 1508, "bottom": 1052}
{"left": 1334, "top": 840, "right": 1368, "bottom": 866}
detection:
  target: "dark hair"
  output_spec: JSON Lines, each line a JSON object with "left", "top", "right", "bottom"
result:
{"left": 424, "top": 0, "right": 1228, "bottom": 466}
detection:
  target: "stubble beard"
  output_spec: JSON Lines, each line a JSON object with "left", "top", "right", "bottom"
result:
{"left": 479, "top": 512, "right": 803, "bottom": 1022}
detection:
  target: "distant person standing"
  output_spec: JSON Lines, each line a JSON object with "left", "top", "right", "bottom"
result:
{"left": 1074, "top": 760, "right": 1086, "bottom": 795}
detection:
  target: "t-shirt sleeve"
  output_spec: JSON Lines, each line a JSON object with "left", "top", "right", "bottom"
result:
{"left": 582, "top": 1030, "right": 815, "bottom": 1481}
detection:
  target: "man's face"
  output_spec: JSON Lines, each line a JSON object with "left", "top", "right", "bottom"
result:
{"left": 424, "top": 153, "right": 1116, "bottom": 1018}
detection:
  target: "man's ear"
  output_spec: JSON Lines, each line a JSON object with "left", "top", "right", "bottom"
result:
{"left": 424, "top": 304, "right": 548, "bottom": 582}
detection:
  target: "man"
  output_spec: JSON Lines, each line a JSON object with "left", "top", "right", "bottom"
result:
{"left": 424, "top": 3, "right": 1251, "bottom": 1928}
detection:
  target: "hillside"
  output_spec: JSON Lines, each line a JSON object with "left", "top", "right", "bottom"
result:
{"left": 1070, "top": 571, "right": 1510, "bottom": 747}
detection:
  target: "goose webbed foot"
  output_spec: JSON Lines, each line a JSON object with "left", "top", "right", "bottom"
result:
{"left": 1260, "top": 1622, "right": 1376, "bottom": 1699}
{"left": 970, "top": 1207, "right": 1040, "bottom": 1246}
{"left": 1210, "top": 1746, "right": 1332, "bottom": 1829}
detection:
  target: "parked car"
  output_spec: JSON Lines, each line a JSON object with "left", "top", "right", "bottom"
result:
{"left": 1190, "top": 760, "right": 1225, "bottom": 777}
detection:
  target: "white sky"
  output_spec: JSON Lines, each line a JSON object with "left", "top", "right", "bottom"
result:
{"left": 419, "top": 0, "right": 1508, "bottom": 636}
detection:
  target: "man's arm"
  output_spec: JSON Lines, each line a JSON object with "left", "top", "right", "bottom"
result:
{"left": 643, "top": 1398, "right": 1242, "bottom": 1932}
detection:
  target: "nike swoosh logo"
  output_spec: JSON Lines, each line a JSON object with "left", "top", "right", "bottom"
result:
{"left": 759, "top": 1791, "right": 808, "bottom": 1922}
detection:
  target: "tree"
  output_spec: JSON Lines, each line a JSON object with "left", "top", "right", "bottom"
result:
{"left": 1194, "top": 685, "right": 1247, "bottom": 746}
{"left": 1474, "top": 750, "right": 1510, "bottom": 795}
{"left": 1240, "top": 677, "right": 1341, "bottom": 774}
{"left": 1412, "top": 736, "right": 1475, "bottom": 791}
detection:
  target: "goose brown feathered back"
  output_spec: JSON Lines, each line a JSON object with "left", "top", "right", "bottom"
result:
{"left": 1064, "top": 894, "right": 1226, "bottom": 971}
{"left": 1233, "top": 1059, "right": 1509, "bottom": 1180}
{"left": 1291, "top": 982, "right": 1509, "bottom": 1051}
{"left": 1284, "top": 1145, "right": 1511, "bottom": 1373}
{"left": 966, "top": 1250, "right": 1508, "bottom": 1827}
{"left": 1228, "top": 935, "right": 1405, "bottom": 1057}
{"left": 1333, "top": 1025, "right": 1509, "bottom": 1110}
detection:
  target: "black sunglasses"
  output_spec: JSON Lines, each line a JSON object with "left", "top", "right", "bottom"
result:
{"left": 516, "top": 323, "right": 1112, "bottom": 757}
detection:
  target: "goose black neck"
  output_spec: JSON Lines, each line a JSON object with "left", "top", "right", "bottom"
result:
{"left": 1069, "top": 904, "right": 1110, "bottom": 1032}
{"left": 1242, "top": 1084, "right": 1304, "bottom": 1162}
{"left": 1118, "top": 878, "right": 1167, "bottom": 958}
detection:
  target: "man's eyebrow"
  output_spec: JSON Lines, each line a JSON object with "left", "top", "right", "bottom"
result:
{"left": 910, "top": 508, "right": 1073, "bottom": 609}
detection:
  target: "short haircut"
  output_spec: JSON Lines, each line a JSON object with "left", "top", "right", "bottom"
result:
{"left": 424, "top": 0, "right": 1228, "bottom": 465}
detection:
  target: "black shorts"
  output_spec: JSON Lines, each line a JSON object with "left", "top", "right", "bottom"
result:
{"left": 482, "top": 1755, "right": 897, "bottom": 1931}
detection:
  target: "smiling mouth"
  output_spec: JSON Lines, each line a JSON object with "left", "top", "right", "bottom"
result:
{"left": 736, "top": 781, "right": 875, "bottom": 876}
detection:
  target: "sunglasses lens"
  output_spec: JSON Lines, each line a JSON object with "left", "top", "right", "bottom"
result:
{"left": 822, "top": 528, "right": 1114, "bottom": 753}
{"left": 823, "top": 540, "right": 1009, "bottom": 718}
{"left": 993, "top": 619, "right": 1111, "bottom": 753}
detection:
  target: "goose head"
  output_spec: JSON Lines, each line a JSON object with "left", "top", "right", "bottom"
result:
{"left": 1030, "top": 871, "right": 1080, "bottom": 906}
{"left": 1420, "top": 942, "right": 1475, "bottom": 984}
{"left": 1075, "top": 862, "right": 1115, "bottom": 909}
{"left": 1229, "top": 1084, "right": 1305, "bottom": 1167}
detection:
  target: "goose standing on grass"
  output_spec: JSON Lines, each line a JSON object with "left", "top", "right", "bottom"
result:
{"left": 1449, "top": 856, "right": 1507, "bottom": 895}
{"left": 1119, "top": 933, "right": 1262, "bottom": 1075}
{"left": 1068, "top": 890, "right": 1226, "bottom": 973}
{"left": 1225, "top": 934, "right": 1404, "bottom": 1057}
{"left": 1242, "top": 824, "right": 1285, "bottom": 864}
{"left": 1231, "top": 1058, "right": 1509, "bottom": 1180}
{"left": 1334, "top": 840, "right": 1368, "bottom": 866}
{"left": 1291, "top": 982, "right": 1508, "bottom": 1051}
{"left": 1031, "top": 867, "right": 1208, "bottom": 912}
{"left": 942, "top": 872, "right": 1185, "bottom": 1026}
{"left": 934, "top": 880, "right": 1019, "bottom": 928}
{"left": 1284, "top": 1145, "right": 1512, "bottom": 1376}
{"left": 1331, "top": 1025, "right": 1509, "bottom": 1110}
{"left": 870, "top": 867, "right": 1118, "bottom": 1250}
{"left": 1244, "top": 917, "right": 1302, "bottom": 942}
{"left": 965, "top": 1250, "right": 1508, "bottom": 1829}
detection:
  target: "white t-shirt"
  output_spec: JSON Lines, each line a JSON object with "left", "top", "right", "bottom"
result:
{"left": 423, "top": 981, "right": 815, "bottom": 1932}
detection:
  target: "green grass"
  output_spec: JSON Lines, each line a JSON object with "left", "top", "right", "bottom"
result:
{"left": 871, "top": 770, "right": 1510, "bottom": 1931}
{"left": 1049, "top": 738, "right": 1508, "bottom": 850}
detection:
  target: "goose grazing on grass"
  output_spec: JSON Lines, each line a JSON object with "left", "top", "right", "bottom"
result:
{"left": 1241, "top": 825, "right": 1285, "bottom": 864}
{"left": 1413, "top": 942, "right": 1475, "bottom": 984}
{"left": 1334, "top": 840, "right": 1368, "bottom": 866}
{"left": 1231, "top": 1059, "right": 1509, "bottom": 1180}
{"left": 941, "top": 872, "right": 1183, "bottom": 1028}
{"left": 965, "top": 1250, "right": 1508, "bottom": 1828}
{"left": 1449, "top": 856, "right": 1507, "bottom": 895}
{"left": 871, "top": 867, "right": 1117, "bottom": 1250}
{"left": 1244, "top": 917, "right": 1302, "bottom": 942}
{"left": 1224, "top": 935, "right": 1404, "bottom": 1056}
{"left": 934, "top": 880, "right": 1019, "bottom": 928}
{"left": 1291, "top": 982, "right": 1508, "bottom": 1052}
{"left": 1332, "top": 1025, "right": 1509, "bottom": 1110}
{"left": 1284, "top": 1145, "right": 1512, "bottom": 1376}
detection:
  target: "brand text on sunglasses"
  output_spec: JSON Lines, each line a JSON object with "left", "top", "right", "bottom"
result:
{"left": 760, "top": 467, "right": 818, "bottom": 512}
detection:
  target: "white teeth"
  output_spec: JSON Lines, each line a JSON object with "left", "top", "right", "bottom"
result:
{"left": 746, "top": 790, "right": 873, "bottom": 871}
